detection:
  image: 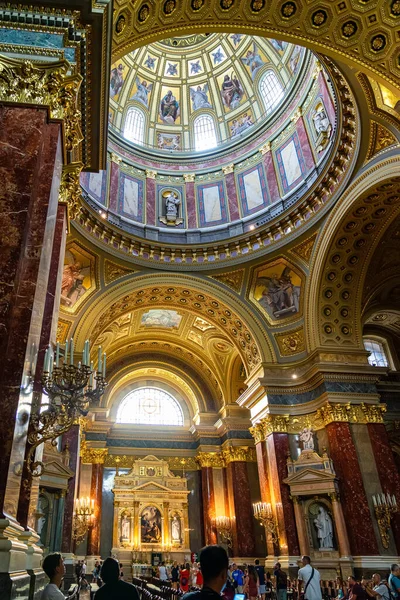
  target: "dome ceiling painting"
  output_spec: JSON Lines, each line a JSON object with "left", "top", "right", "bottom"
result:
{"left": 108, "top": 33, "right": 308, "bottom": 153}
{"left": 79, "top": 32, "right": 351, "bottom": 256}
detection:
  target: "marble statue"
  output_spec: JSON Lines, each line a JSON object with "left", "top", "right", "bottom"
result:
{"left": 121, "top": 514, "right": 130, "bottom": 539}
{"left": 171, "top": 515, "right": 181, "bottom": 541}
{"left": 165, "top": 191, "right": 181, "bottom": 223}
{"left": 312, "top": 105, "right": 330, "bottom": 135}
{"left": 314, "top": 505, "right": 334, "bottom": 549}
{"left": 299, "top": 427, "right": 314, "bottom": 451}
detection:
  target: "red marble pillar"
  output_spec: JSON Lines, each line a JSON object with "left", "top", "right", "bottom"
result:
{"left": 255, "top": 441, "right": 275, "bottom": 556}
{"left": 326, "top": 421, "right": 378, "bottom": 555}
{"left": 201, "top": 467, "right": 218, "bottom": 545}
{"left": 87, "top": 462, "right": 104, "bottom": 556}
{"left": 61, "top": 425, "right": 80, "bottom": 554}
{"left": 367, "top": 422, "right": 400, "bottom": 554}
{"left": 185, "top": 180, "right": 197, "bottom": 228}
{"left": 296, "top": 117, "right": 315, "bottom": 171}
{"left": 0, "top": 106, "right": 62, "bottom": 520}
{"left": 225, "top": 172, "right": 240, "bottom": 222}
{"left": 262, "top": 151, "right": 280, "bottom": 204}
{"left": 145, "top": 176, "right": 156, "bottom": 226}
{"left": 17, "top": 205, "right": 67, "bottom": 529}
{"left": 266, "top": 433, "right": 300, "bottom": 556}
{"left": 226, "top": 461, "right": 256, "bottom": 557}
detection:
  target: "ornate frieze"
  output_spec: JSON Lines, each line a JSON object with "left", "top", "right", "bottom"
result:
{"left": 361, "top": 403, "right": 386, "bottom": 423}
{"left": 58, "top": 162, "right": 84, "bottom": 223}
{"left": 222, "top": 446, "right": 256, "bottom": 464}
{"left": 195, "top": 452, "right": 225, "bottom": 468}
{"left": 80, "top": 440, "right": 108, "bottom": 464}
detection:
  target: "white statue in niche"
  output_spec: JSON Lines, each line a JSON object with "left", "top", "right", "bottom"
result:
{"left": 171, "top": 515, "right": 181, "bottom": 542}
{"left": 121, "top": 514, "right": 131, "bottom": 540}
{"left": 312, "top": 102, "right": 332, "bottom": 152}
{"left": 313, "top": 505, "right": 334, "bottom": 549}
{"left": 165, "top": 191, "right": 180, "bottom": 219}
{"left": 299, "top": 427, "right": 314, "bottom": 451}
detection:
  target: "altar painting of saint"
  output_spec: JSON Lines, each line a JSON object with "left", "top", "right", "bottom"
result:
{"left": 141, "top": 505, "right": 162, "bottom": 543}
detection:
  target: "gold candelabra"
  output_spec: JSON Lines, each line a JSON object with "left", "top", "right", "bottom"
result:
{"left": 27, "top": 338, "right": 107, "bottom": 477}
{"left": 72, "top": 496, "right": 95, "bottom": 544}
{"left": 214, "top": 516, "right": 234, "bottom": 548}
{"left": 253, "top": 502, "right": 278, "bottom": 544}
{"left": 372, "top": 493, "right": 398, "bottom": 549}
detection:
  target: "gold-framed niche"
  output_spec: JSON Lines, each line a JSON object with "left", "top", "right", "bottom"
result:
{"left": 112, "top": 455, "right": 190, "bottom": 556}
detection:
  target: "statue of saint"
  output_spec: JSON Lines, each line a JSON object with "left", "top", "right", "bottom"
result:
{"left": 299, "top": 427, "right": 314, "bottom": 451}
{"left": 171, "top": 515, "right": 181, "bottom": 542}
{"left": 121, "top": 515, "right": 130, "bottom": 540}
{"left": 312, "top": 106, "right": 330, "bottom": 135}
{"left": 314, "top": 505, "right": 334, "bottom": 549}
{"left": 165, "top": 191, "right": 180, "bottom": 222}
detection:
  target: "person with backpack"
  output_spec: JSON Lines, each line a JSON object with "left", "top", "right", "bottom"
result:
{"left": 365, "top": 574, "right": 391, "bottom": 600}
{"left": 298, "top": 556, "right": 322, "bottom": 600}
{"left": 389, "top": 565, "right": 400, "bottom": 600}
{"left": 274, "top": 562, "right": 288, "bottom": 600}
{"left": 232, "top": 563, "right": 244, "bottom": 593}
{"left": 183, "top": 545, "right": 229, "bottom": 600}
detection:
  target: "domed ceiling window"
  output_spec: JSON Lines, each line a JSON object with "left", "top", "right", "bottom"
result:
{"left": 109, "top": 33, "right": 307, "bottom": 155}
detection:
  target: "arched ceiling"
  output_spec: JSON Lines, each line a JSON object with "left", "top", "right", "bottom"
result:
{"left": 109, "top": 33, "right": 308, "bottom": 154}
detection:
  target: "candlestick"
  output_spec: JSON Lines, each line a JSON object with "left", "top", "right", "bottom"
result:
{"left": 70, "top": 338, "right": 74, "bottom": 365}
{"left": 56, "top": 342, "right": 60, "bottom": 367}
{"left": 103, "top": 353, "right": 106, "bottom": 377}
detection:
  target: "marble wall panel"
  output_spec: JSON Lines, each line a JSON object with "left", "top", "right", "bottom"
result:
{"left": 185, "top": 180, "right": 197, "bottom": 229}
{"left": 197, "top": 181, "right": 227, "bottom": 227}
{"left": 87, "top": 463, "right": 104, "bottom": 555}
{"left": 185, "top": 469, "right": 204, "bottom": 552}
{"left": 296, "top": 118, "right": 315, "bottom": 172}
{"left": 275, "top": 132, "right": 306, "bottom": 195}
{"left": 118, "top": 172, "right": 145, "bottom": 222}
{"left": 109, "top": 161, "right": 120, "bottom": 212}
{"left": 262, "top": 151, "right": 280, "bottom": 205}
{"left": 246, "top": 461, "right": 267, "bottom": 557}
{"left": 225, "top": 171, "right": 240, "bottom": 221}
{"left": 237, "top": 163, "right": 270, "bottom": 217}
{"left": 145, "top": 177, "right": 156, "bottom": 225}
{"left": 326, "top": 421, "right": 378, "bottom": 556}
{"left": 227, "top": 461, "right": 256, "bottom": 557}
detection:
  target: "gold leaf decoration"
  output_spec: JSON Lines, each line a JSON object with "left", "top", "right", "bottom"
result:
{"left": 210, "top": 269, "right": 245, "bottom": 293}
{"left": 275, "top": 327, "right": 305, "bottom": 356}
{"left": 104, "top": 260, "right": 136, "bottom": 285}
{"left": 367, "top": 121, "right": 398, "bottom": 160}
{"left": 290, "top": 233, "right": 318, "bottom": 264}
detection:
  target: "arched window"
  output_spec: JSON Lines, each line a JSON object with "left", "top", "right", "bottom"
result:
{"left": 193, "top": 114, "right": 217, "bottom": 151}
{"left": 116, "top": 387, "right": 184, "bottom": 426}
{"left": 259, "top": 70, "right": 284, "bottom": 114}
{"left": 124, "top": 107, "right": 145, "bottom": 145}
{"left": 363, "top": 338, "right": 389, "bottom": 367}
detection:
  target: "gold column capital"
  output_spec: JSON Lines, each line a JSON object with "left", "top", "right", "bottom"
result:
{"left": 80, "top": 441, "right": 108, "bottom": 464}
{"left": 222, "top": 163, "right": 234, "bottom": 175}
{"left": 316, "top": 402, "right": 353, "bottom": 426}
{"left": 58, "top": 162, "right": 84, "bottom": 223}
{"left": 361, "top": 403, "right": 386, "bottom": 423}
{"left": 262, "top": 414, "right": 290, "bottom": 436}
{"left": 0, "top": 55, "right": 83, "bottom": 156}
{"left": 328, "top": 492, "right": 340, "bottom": 503}
{"left": 222, "top": 446, "right": 256, "bottom": 464}
{"left": 195, "top": 451, "right": 225, "bottom": 468}
{"left": 183, "top": 173, "right": 195, "bottom": 182}
{"left": 145, "top": 169, "right": 157, "bottom": 179}
{"left": 250, "top": 423, "right": 265, "bottom": 445}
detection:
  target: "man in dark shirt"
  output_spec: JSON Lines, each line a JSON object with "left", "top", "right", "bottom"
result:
{"left": 255, "top": 559, "right": 266, "bottom": 600}
{"left": 183, "top": 545, "right": 229, "bottom": 600}
{"left": 94, "top": 558, "right": 140, "bottom": 600}
{"left": 347, "top": 576, "right": 369, "bottom": 600}
{"left": 274, "top": 562, "right": 288, "bottom": 600}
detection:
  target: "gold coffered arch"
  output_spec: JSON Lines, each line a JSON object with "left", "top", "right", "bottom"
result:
{"left": 72, "top": 273, "right": 275, "bottom": 374}
{"left": 112, "top": 0, "right": 400, "bottom": 94}
{"left": 307, "top": 156, "right": 400, "bottom": 353}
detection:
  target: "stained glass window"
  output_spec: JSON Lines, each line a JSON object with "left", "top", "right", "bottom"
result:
{"left": 363, "top": 338, "right": 389, "bottom": 367}
{"left": 116, "top": 387, "right": 184, "bottom": 426}
{"left": 193, "top": 114, "right": 218, "bottom": 151}
{"left": 124, "top": 107, "right": 145, "bottom": 145}
{"left": 260, "top": 70, "right": 284, "bottom": 114}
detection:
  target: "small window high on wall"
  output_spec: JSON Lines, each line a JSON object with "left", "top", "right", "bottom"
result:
{"left": 260, "top": 70, "right": 284, "bottom": 114}
{"left": 193, "top": 114, "right": 217, "bottom": 151}
{"left": 116, "top": 387, "right": 184, "bottom": 426}
{"left": 363, "top": 338, "right": 389, "bottom": 367}
{"left": 124, "top": 107, "right": 145, "bottom": 145}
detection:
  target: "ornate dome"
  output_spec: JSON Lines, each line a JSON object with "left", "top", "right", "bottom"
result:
{"left": 108, "top": 33, "right": 308, "bottom": 155}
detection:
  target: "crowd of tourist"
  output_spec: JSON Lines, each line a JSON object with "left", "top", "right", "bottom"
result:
{"left": 39, "top": 548, "right": 400, "bottom": 600}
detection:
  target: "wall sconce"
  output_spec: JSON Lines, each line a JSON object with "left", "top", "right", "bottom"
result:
{"left": 372, "top": 493, "right": 398, "bottom": 549}
{"left": 72, "top": 496, "right": 95, "bottom": 544}
{"left": 214, "top": 516, "right": 234, "bottom": 548}
{"left": 253, "top": 502, "right": 278, "bottom": 544}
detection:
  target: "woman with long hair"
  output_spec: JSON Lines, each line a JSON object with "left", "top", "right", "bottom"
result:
{"left": 180, "top": 562, "right": 190, "bottom": 593}
{"left": 245, "top": 565, "right": 259, "bottom": 600}
{"left": 171, "top": 562, "right": 179, "bottom": 590}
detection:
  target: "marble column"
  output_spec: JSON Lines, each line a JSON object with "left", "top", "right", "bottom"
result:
{"left": 292, "top": 497, "right": 309, "bottom": 556}
{"left": 226, "top": 460, "right": 256, "bottom": 557}
{"left": 17, "top": 204, "right": 67, "bottom": 530}
{"left": 254, "top": 436, "right": 275, "bottom": 557}
{"left": 266, "top": 433, "right": 300, "bottom": 557}
{"left": 86, "top": 462, "right": 104, "bottom": 556}
{"left": 329, "top": 493, "right": 351, "bottom": 558}
{"left": 61, "top": 425, "right": 80, "bottom": 554}
{"left": 200, "top": 467, "right": 217, "bottom": 545}
{"left": 326, "top": 421, "right": 378, "bottom": 555}
{"left": 0, "top": 106, "right": 62, "bottom": 523}
{"left": 367, "top": 422, "right": 400, "bottom": 554}
{"left": 145, "top": 172, "right": 156, "bottom": 226}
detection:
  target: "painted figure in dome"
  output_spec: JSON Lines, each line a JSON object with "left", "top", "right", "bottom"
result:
{"left": 131, "top": 77, "right": 153, "bottom": 107}
{"left": 110, "top": 63, "right": 125, "bottom": 97}
{"left": 220, "top": 73, "right": 244, "bottom": 110}
{"left": 160, "top": 90, "right": 180, "bottom": 124}
{"left": 241, "top": 43, "right": 265, "bottom": 79}
{"left": 190, "top": 84, "right": 212, "bottom": 110}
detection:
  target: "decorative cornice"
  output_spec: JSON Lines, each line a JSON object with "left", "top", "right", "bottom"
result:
{"left": 249, "top": 423, "right": 264, "bottom": 445}
{"left": 0, "top": 55, "right": 83, "bottom": 161}
{"left": 361, "top": 403, "right": 386, "bottom": 424}
{"left": 263, "top": 415, "right": 290, "bottom": 436}
{"left": 58, "top": 162, "right": 84, "bottom": 224}
{"left": 183, "top": 173, "right": 195, "bottom": 182}
{"left": 222, "top": 164, "right": 234, "bottom": 175}
{"left": 145, "top": 169, "right": 157, "bottom": 179}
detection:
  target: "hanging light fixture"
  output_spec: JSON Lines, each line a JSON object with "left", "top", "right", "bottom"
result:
{"left": 72, "top": 496, "right": 95, "bottom": 544}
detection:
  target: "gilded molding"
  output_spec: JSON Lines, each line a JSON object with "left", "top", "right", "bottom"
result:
{"left": 275, "top": 327, "right": 305, "bottom": 357}
{"left": 145, "top": 169, "right": 157, "bottom": 179}
{"left": 183, "top": 173, "right": 195, "bottom": 182}
{"left": 0, "top": 55, "right": 83, "bottom": 158}
{"left": 80, "top": 440, "right": 108, "bottom": 464}
{"left": 249, "top": 423, "right": 264, "bottom": 445}
{"left": 316, "top": 402, "right": 354, "bottom": 426}
{"left": 222, "top": 164, "right": 234, "bottom": 175}
{"left": 361, "top": 403, "right": 386, "bottom": 423}
{"left": 58, "top": 162, "right": 84, "bottom": 223}
{"left": 263, "top": 414, "right": 290, "bottom": 436}
{"left": 222, "top": 446, "right": 256, "bottom": 464}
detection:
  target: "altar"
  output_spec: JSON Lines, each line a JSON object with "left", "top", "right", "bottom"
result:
{"left": 112, "top": 455, "right": 191, "bottom": 561}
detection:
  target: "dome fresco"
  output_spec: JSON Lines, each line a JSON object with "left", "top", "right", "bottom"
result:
{"left": 80, "top": 33, "right": 340, "bottom": 249}
{"left": 109, "top": 33, "right": 307, "bottom": 154}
